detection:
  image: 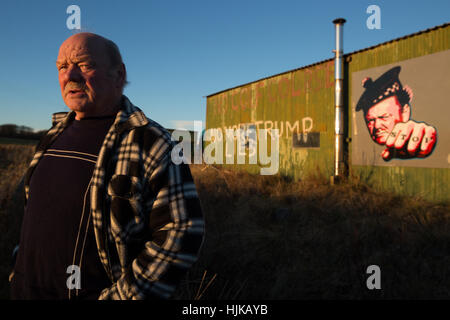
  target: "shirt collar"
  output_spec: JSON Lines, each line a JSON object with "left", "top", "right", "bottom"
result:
{"left": 51, "top": 95, "right": 149, "bottom": 133}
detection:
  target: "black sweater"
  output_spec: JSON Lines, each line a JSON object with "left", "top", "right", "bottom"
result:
{"left": 11, "top": 115, "right": 116, "bottom": 300}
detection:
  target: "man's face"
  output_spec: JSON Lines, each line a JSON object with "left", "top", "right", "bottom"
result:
{"left": 365, "top": 96, "right": 404, "bottom": 145}
{"left": 56, "top": 34, "right": 121, "bottom": 119}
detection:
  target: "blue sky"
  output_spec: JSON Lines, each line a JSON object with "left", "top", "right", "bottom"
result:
{"left": 0, "top": 0, "right": 449, "bottom": 131}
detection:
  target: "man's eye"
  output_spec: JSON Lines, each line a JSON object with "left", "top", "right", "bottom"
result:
{"left": 79, "top": 64, "right": 93, "bottom": 70}
{"left": 58, "top": 65, "right": 67, "bottom": 70}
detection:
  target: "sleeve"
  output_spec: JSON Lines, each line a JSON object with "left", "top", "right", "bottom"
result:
{"left": 98, "top": 147, "right": 205, "bottom": 300}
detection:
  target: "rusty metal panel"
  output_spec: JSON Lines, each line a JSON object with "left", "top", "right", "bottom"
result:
{"left": 206, "top": 60, "right": 335, "bottom": 180}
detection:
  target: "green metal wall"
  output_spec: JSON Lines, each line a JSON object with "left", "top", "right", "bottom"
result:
{"left": 206, "top": 60, "right": 336, "bottom": 180}
{"left": 347, "top": 25, "right": 450, "bottom": 202}
{"left": 206, "top": 24, "right": 449, "bottom": 202}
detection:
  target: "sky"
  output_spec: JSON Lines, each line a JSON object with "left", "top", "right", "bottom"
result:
{"left": 0, "top": 0, "right": 449, "bottom": 131}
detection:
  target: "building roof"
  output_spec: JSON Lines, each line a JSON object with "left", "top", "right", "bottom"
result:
{"left": 206, "top": 22, "right": 449, "bottom": 98}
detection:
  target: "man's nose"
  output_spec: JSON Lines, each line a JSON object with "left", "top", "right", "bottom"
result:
{"left": 65, "top": 65, "right": 83, "bottom": 82}
{"left": 374, "top": 118, "right": 383, "bottom": 128}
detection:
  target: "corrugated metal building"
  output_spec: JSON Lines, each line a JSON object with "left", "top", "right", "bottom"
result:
{"left": 205, "top": 22, "right": 450, "bottom": 202}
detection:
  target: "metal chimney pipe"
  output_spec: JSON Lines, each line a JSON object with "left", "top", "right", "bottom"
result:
{"left": 333, "top": 18, "right": 346, "bottom": 178}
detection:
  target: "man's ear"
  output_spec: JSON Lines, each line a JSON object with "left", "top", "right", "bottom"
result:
{"left": 116, "top": 63, "right": 126, "bottom": 88}
{"left": 401, "top": 104, "right": 411, "bottom": 122}
{"left": 110, "top": 63, "right": 126, "bottom": 89}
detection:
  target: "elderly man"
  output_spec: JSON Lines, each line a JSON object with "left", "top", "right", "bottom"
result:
{"left": 356, "top": 66, "right": 437, "bottom": 161}
{"left": 10, "top": 33, "right": 204, "bottom": 300}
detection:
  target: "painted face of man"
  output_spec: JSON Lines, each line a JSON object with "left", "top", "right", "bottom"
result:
{"left": 365, "top": 95, "right": 409, "bottom": 145}
{"left": 56, "top": 33, "right": 124, "bottom": 119}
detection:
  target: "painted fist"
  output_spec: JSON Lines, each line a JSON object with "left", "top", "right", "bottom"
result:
{"left": 381, "top": 120, "right": 437, "bottom": 161}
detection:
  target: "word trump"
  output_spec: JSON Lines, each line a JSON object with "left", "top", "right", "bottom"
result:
{"left": 222, "top": 117, "right": 314, "bottom": 140}
{"left": 171, "top": 127, "right": 280, "bottom": 175}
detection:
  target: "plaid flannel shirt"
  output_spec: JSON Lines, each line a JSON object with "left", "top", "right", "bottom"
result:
{"left": 22, "top": 96, "right": 204, "bottom": 300}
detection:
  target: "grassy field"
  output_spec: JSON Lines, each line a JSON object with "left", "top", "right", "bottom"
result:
{"left": 0, "top": 137, "right": 39, "bottom": 146}
{"left": 1, "top": 143, "right": 449, "bottom": 299}
{"left": 0, "top": 144, "right": 35, "bottom": 299}
{"left": 173, "top": 165, "right": 450, "bottom": 299}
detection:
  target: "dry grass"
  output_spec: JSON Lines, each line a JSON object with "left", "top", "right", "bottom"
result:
{"left": 0, "top": 144, "right": 35, "bottom": 299}
{"left": 1, "top": 145, "right": 449, "bottom": 300}
{"left": 173, "top": 164, "right": 450, "bottom": 300}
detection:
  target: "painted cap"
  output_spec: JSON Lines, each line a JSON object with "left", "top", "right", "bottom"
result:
{"left": 356, "top": 66, "right": 411, "bottom": 113}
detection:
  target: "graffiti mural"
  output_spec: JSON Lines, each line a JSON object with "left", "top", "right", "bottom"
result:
{"left": 356, "top": 66, "right": 437, "bottom": 161}
{"left": 352, "top": 49, "right": 450, "bottom": 169}
{"left": 220, "top": 118, "right": 314, "bottom": 140}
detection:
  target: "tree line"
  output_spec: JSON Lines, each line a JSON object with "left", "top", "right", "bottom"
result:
{"left": 0, "top": 124, "right": 47, "bottom": 141}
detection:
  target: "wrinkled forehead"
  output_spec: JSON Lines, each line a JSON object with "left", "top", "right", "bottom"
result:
{"left": 365, "top": 96, "right": 401, "bottom": 118}
{"left": 57, "top": 34, "right": 108, "bottom": 63}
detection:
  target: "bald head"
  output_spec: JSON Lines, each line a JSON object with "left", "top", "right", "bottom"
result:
{"left": 60, "top": 32, "right": 107, "bottom": 48}
{"left": 60, "top": 33, "right": 126, "bottom": 75}
{"left": 57, "top": 33, "right": 127, "bottom": 119}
